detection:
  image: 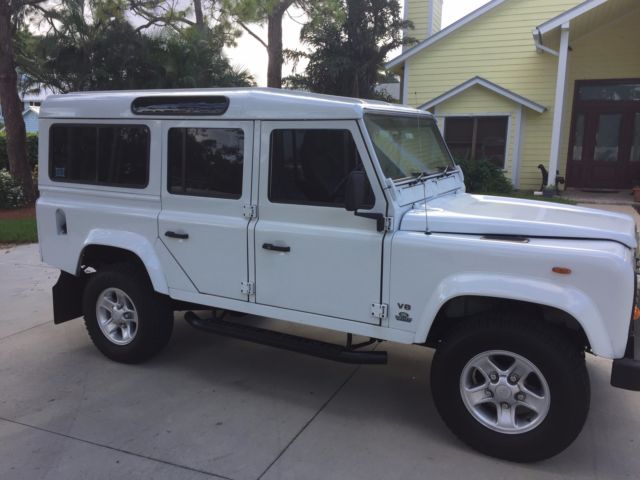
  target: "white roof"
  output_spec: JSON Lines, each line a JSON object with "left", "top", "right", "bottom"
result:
{"left": 39, "top": 88, "right": 424, "bottom": 120}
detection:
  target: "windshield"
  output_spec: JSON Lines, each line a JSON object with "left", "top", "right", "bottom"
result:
{"left": 364, "top": 113, "right": 455, "bottom": 181}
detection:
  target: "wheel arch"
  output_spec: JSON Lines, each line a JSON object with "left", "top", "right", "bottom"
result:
{"left": 413, "top": 274, "right": 614, "bottom": 357}
{"left": 424, "top": 296, "right": 591, "bottom": 354}
{"left": 78, "top": 230, "right": 168, "bottom": 295}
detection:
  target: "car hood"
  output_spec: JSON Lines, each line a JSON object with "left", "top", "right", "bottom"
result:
{"left": 400, "top": 193, "right": 637, "bottom": 248}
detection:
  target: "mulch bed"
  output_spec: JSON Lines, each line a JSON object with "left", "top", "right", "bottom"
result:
{"left": 0, "top": 206, "right": 36, "bottom": 220}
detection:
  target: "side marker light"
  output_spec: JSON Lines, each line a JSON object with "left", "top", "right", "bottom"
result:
{"left": 552, "top": 267, "right": 572, "bottom": 275}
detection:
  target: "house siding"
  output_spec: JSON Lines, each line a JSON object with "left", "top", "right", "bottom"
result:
{"left": 407, "top": 0, "right": 443, "bottom": 42}
{"left": 403, "top": 0, "right": 582, "bottom": 189}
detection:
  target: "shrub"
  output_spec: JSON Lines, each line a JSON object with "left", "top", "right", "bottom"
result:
{"left": 0, "top": 132, "right": 39, "bottom": 171}
{"left": 0, "top": 169, "right": 26, "bottom": 209}
{"left": 456, "top": 158, "right": 513, "bottom": 195}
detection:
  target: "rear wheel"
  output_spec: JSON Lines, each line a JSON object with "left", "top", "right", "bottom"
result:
{"left": 430, "top": 316, "right": 590, "bottom": 462}
{"left": 83, "top": 264, "right": 173, "bottom": 363}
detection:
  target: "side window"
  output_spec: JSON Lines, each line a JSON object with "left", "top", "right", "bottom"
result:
{"left": 168, "top": 128, "right": 244, "bottom": 199}
{"left": 269, "top": 129, "right": 374, "bottom": 208}
{"left": 49, "top": 125, "right": 149, "bottom": 187}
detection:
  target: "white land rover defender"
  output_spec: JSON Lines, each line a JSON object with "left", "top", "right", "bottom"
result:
{"left": 37, "top": 89, "right": 640, "bottom": 462}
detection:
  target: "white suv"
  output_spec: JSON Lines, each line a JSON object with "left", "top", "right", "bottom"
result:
{"left": 36, "top": 88, "right": 640, "bottom": 462}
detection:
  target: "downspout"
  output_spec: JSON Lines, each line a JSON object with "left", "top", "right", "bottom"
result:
{"left": 533, "top": 27, "right": 559, "bottom": 57}
{"left": 547, "top": 23, "right": 571, "bottom": 187}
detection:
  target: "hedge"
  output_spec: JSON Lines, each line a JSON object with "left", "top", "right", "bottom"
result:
{"left": 0, "top": 132, "right": 38, "bottom": 171}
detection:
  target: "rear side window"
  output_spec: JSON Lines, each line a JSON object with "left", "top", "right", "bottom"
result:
{"left": 49, "top": 124, "right": 149, "bottom": 188}
{"left": 167, "top": 128, "right": 244, "bottom": 199}
{"left": 269, "top": 129, "right": 374, "bottom": 208}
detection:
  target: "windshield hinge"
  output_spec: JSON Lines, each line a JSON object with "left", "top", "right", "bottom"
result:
{"left": 243, "top": 204, "right": 257, "bottom": 219}
{"left": 241, "top": 281, "right": 255, "bottom": 296}
{"left": 370, "top": 303, "right": 388, "bottom": 320}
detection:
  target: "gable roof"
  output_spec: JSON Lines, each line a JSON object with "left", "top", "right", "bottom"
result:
{"left": 418, "top": 76, "right": 547, "bottom": 113}
{"left": 535, "top": 0, "right": 608, "bottom": 36}
{"left": 385, "top": 0, "right": 507, "bottom": 69}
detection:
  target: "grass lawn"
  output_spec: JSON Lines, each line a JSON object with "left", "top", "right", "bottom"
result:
{"left": 0, "top": 207, "right": 37, "bottom": 244}
{"left": 0, "top": 217, "right": 37, "bottom": 244}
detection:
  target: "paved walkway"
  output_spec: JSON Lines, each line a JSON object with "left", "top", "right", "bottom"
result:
{"left": 1, "top": 244, "right": 639, "bottom": 480}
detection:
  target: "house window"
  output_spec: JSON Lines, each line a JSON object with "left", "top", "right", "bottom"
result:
{"left": 578, "top": 83, "right": 640, "bottom": 102}
{"left": 444, "top": 116, "right": 509, "bottom": 168}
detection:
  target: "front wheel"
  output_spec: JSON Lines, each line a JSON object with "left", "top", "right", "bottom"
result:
{"left": 430, "top": 317, "right": 590, "bottom": 462}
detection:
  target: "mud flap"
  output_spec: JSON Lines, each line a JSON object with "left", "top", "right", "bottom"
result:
{"left": 52, "top": 271, "right": 86, "bottom": 324}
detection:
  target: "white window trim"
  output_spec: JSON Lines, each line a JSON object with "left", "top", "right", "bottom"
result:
{"left": 438, "top": 112, "right": 514, "bottom": 175}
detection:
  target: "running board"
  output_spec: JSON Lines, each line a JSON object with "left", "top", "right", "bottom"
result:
{"left": 184, "top": 311, "right": 387, "bottom": 365}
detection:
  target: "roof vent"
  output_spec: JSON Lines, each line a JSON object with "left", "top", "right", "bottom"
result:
{"left": 131, "top": 96, "right": 229, "bottom": 116}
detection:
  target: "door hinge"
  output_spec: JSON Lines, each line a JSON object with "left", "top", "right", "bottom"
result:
{"left": 383, "top": 217, "right": 393, "bottom": 232}
{"left": 370, "top": 303, "right": 388, "bottom": 320}
{"left": 241, "top": 281, "right": 255, "bottom": 296}
{"left": 243, "top": 204, "right": 257, "bottom": 219}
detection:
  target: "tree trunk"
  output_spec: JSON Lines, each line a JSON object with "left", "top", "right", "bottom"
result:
{"left": 193, "top": 0, "right": 205, "bottom": 30}
{"left": 0, "top": 0, "right": 35, "bottom": 205}
{"left": 266, "top": 0, "right": 293, "bottom": 89}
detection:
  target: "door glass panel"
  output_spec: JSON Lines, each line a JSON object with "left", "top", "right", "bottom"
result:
{"left": 572, "top": 114, "right": 585, "bottom": 161}
{"left": 578, "top": 83, "right": 640, "bottom": 102}
{"left": 269, "top": 129, "right": 374, "bottom": 209}
{"left": 594, "top": 114, "right": 621, "bottom": 162}
{"left": 632, "top": 113, "right": 640, "bottom": 162}
{"left": 167, "top": 127, "right": 244, "bottom": 198}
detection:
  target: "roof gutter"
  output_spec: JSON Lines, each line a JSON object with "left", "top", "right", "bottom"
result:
{"left": 533, "top": 27, "right": 559, "bottom": 56}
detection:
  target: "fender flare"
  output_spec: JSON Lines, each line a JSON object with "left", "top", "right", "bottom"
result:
{"left": 80, "top": 229, "right": 169, "bottom": 295}
{"left": 413, "top": 273, "right": 614, "bottom": 358}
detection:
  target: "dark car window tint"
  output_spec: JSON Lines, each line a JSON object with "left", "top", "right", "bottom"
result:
{"left": 168, "top": 128, "right": 244, "bottom": 199}
{"left": 50, "top": 125, "right": 149, "bottom": 188}
{"left": 269, "top": 129, "right": 374, "bottom": 209}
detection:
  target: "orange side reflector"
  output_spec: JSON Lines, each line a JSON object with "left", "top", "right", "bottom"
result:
{"left": 552, "top": 267, "right": 572, "bottom": 275}
{"left": 634, "top": 306, "right": 640, "bottom": 322}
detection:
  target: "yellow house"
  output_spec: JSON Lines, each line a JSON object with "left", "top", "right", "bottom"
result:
{"left": 386, "top": 0, "right": 640, "bottom": 190}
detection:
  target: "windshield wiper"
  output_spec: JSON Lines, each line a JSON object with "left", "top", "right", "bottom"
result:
{"left": 403, "top": 171, "right": 429, "bottom": 186}
{"left": 436, "top": 164, "right": 458, "bottom": 177}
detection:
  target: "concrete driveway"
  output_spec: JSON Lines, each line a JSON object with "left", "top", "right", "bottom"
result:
{"left": 1, "top": 243, "right": 639, "bottom": 480}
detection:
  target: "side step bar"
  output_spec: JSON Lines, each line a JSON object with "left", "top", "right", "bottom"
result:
{"left": 184, "top": 311, "right": 388, "bottom": 365}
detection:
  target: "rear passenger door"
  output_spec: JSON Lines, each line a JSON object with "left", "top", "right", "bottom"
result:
{"left": 159, "top": 121, "right": 253, "bottom": 300}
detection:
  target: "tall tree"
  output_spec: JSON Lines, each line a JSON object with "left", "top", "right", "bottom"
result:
{"left": 0, "top": 0, "right": 41, "bottom": 205}
{"left": 19, "top": 0, "right": 253, "bottom": 92}
{"left": 286, "top": 0, "right": 413, "bottom": 99}
{"left": 221, "top": 0, "right": 339, "bottom": 88}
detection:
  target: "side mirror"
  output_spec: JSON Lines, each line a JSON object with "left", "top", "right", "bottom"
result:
{"left": 345, "top": 170, "right": 367, "bottom": 211}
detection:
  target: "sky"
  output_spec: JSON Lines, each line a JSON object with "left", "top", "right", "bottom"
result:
{"left": 225, "top": 0, "right": 492, "bottom": 86}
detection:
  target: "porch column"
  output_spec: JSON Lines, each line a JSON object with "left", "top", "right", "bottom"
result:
{"left": 547, "top": 23, "right": 570, "bottom": 187}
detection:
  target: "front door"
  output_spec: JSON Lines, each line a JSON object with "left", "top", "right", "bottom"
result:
{"left": 253, "top": 121, "right": 387, "bottom": 324}
{"left": 159, "top": 120, "right": 254, "bottom": 300}
{"left": 567, "top": 80, "right": 640, "bottom": 189}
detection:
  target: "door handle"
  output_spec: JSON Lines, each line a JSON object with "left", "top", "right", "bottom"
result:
{"left": 165, "top": 231, "right": 189, "bottom": 240}
{"left": 262, "top": 243, "right": 290, "bottom": 253}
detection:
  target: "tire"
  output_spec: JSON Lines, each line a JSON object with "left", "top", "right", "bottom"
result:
{"left": 82, "top": 263, "right": 173, "bottom": 364}
{"left": 430, "top": 316, "right": 590, "bottom": 462}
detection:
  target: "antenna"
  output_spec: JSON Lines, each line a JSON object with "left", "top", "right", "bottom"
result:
{"left": 416, "top": 112, "right": 430, "bottom": 235}
{"left": 423, "top": 180, "right": 430, "bottom": 234}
